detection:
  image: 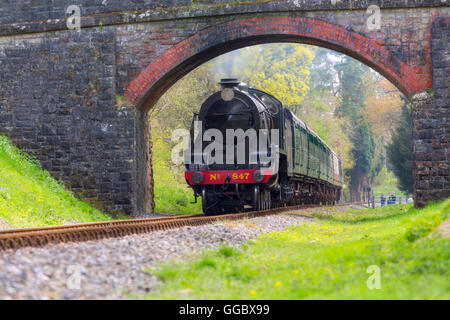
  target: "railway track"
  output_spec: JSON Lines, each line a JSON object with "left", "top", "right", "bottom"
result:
{"left": 0, "top": 203, "right": 352, "bottom": 252}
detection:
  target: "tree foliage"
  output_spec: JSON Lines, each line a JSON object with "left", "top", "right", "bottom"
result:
{"left": 212, "top": 44, "right": 315, "bottom": 108}
{"left": 151, "top": 64, "right": 216, "bottom": 133}
{"left": 386, "top": 100, "right": 413, "bottom": 194}
{"left": 335, "top": 57, "right": 376, "bottom": 201}
{"left": 363, "top": 72, "right": 404, "bottom": 185}
{"left": 364, "top": 72, "right": 403, "bottom": 141}
{"left": 297, "top": 48, "right": 354, "bottom": 172}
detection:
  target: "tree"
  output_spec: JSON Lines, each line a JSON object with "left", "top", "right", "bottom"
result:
{"left": 211, "top": 44, "right": 315, "bottom": 108}
{"left": 364, "top": 72, "right": 403, "bottom": 142}
{"left": 363, "top": 72, "right": 404, "bottom": 186}
{"left": 346, "top": 122, "right": 376, "bottom": 199}
{"left": 335, "top": 57, "right": 376, "bottom": 202}
{"left": 297, "top": 48, "right": 354, "bottom": 173}
{"left": 150, "top": 63, "right": 217, "bottom": 183}
{"left": 386, "top": 99, "right": 413, "bottom": 194}
{"left": 151, "top": 63, "right": 217, "bottom": 131}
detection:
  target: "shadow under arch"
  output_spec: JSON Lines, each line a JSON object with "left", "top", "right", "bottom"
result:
{"left": 125, "top": 16, "right": 426, "bottom": 214}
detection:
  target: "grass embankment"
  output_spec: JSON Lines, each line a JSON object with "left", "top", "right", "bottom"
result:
{"left": 146, "top": 200, "right": 450, "bottom": 299}
{"left": 154, "top": 184, "right": 202, "bottom": 215}
{"left": 0, "top": 136, "right": 127, "bottom": 228}
{"left": 152, "top": 127, "right": 202, "bottom": 215}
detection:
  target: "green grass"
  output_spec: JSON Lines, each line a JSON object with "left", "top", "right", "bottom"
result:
{"left": 0, "top": 136, "right": 127, "bottom": 228}
{"left": 144, "top": 199, "right": 450, "bottom": 299}
{"left": 154, "top": 184, "right": 202, "bottom": 215}
{"left": 152, "top": 127, "right": 202, "bottom": 215}
{"left": 152, "top": 154, "right": 202, "bottom": 214}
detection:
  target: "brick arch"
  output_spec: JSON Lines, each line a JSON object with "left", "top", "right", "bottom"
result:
{"left": 124, "top": 16, "right": 428, "bottom": 109}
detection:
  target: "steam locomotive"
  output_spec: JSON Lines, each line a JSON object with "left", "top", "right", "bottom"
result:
{"left": 185, "top": 79, "right": 343, "bottom": 215}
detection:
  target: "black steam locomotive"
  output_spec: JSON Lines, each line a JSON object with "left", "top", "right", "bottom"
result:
{"left": 185, "top": 79, "right": 343, "bottom": 215}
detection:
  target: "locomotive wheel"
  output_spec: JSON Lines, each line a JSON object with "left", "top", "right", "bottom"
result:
{"left": 201, "top": 188, "right": 207, "bottom": 213}
{"left": 262, "top": 191, "right": 266, "bottom": 210}
{"left": 202, "top": 188, "right": 217, "bottom": 216}
{"left": 263, "top": 190, "right": 268, "bottom": 210}
{"left": 263, "top": 191, "right": 267, "bottom": 210}
{"left": 201, "top": 188, "right": 211, "bottom": 215}
{"left": 254, "top": 185, "right": 260, "bottom": 211}
{"left": 260, "top": 189, "right": 264, "bottom": 211}
{"left": 254, "top": 186, "right": 272, "bottom": 211}
{"left": 260, "top": 189, "right": 271, "bottom": 210}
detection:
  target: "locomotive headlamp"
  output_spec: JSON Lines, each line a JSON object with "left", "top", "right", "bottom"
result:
{"left": 192, "top": 172, "right": 204, "bottom": 184}
{"left": 253, "top": 170, "right": 264, "bottom": 182}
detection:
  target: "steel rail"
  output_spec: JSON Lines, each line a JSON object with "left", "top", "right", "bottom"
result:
{"left": 0, "top": 203, "right": 354, "bottom": 252}
{"left": 0, "top": 213, "right": 204, "bottom": 236}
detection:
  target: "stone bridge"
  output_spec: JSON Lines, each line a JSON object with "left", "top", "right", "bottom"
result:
{"left": 0, "top": 1, "right": 448, "bottom": 215}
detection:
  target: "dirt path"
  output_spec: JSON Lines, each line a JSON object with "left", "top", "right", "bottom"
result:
{"left": 435, "top": 218, "right": 450, "bottom": 238}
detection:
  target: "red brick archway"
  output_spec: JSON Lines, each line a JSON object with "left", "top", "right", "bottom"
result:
{"left": 124, "top": 16, "right": 429, "bottom": 109}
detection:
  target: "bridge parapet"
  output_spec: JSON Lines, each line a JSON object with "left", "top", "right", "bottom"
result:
{"left": 0, "top": 0, "right": 448, "bottom": 36}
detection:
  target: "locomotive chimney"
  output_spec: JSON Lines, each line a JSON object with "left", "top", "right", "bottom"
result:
{"left": 219, "top": 78, "right": 240, "bottom": 89}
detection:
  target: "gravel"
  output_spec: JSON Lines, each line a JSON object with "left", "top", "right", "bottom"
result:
{"left": 0, "top": 213, "right": 312, "bottom": 300}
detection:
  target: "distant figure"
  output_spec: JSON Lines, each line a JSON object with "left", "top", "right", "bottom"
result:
{"left": 398, "top": 195, "right": 402, "bottom": 204}
{"left": 380, "top": 194, "right": 386, "bottom": 207}
{"left": 387, "top": 192, "right": 395, "bottom": 205}
{"left": 392, "top": 192, "right": 396, "bottom": 204}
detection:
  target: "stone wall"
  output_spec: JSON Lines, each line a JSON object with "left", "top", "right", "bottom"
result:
{"left": 412, "top": 17, "right": 450, "bottom": 207}
{"left": 0, "top": 28, "right": 137, "bottom": 214}
{"left": 0, "top": 1, "right": 447, "bottom": 36}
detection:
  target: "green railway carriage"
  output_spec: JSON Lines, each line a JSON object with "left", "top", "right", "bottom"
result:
{"left": 249, "top": 86, "right": 343, "bottom": 205}
{"left": 280, "top": 103, "right": 343, "bottom": 205}
{"left": 289, "top": 111, "right": 341, "bottom": 186}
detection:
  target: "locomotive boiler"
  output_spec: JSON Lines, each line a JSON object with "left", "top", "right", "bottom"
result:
{"left": 185, "top": 79, "right": 343, "bottom": 215}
